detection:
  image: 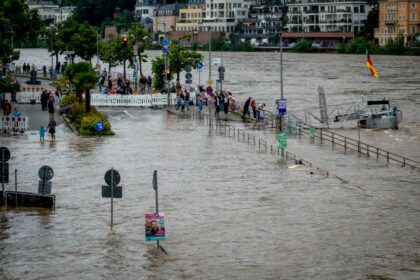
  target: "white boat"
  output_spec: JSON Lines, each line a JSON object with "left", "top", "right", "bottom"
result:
{"left": 357, "top": 100, "right": 402, "bottom": 129}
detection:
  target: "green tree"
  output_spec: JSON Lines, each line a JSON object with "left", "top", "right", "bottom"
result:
{"left": 168, "top": 40, "right": 203, "bottom": 85}
{"left": 115, "top": 9, "right": 135, "bottom": 33}
{"left": 151, "top": 56, "right": 166, "bottom": 91}
{"left": 0, "top": 0, "right": 43, "bottom": 93}
{"left": 55, "top": 19, "right": 98, "bottom": 62}
{"left": 99, "top": 40, "right": 119, "bottom": 73}
{"left": 128, "top": 23, "right": 150, "bottom": 76}
{"left": 64, "top": 62, "right": 98, "bottom": 113}
{"left": 292, "top": 39, "right": 313, "bottom": 53}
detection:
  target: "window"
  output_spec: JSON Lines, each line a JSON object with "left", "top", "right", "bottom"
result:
{"left": 360, "top": 5, "right": 365, "bottom": 13}
{"left": 412, "top": 13, "right": 416, "bottom": 20}
{"left": 412, "top": 27, "right": 417, "bottom": 34}
{"left": 354, "top": 6, "right": 359, "bottom": 13}
{"left": 411, "top": 3, "right": 416, "bottom": 9}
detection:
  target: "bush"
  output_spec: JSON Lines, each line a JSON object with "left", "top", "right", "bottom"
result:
{"left": 78, "top": 111, "right": 114, "bottom": 136}
{"left": 60, "top": 93, "right": 114, "bottom": 136}
{"left": 292, "top": 39, "right": 313, "bottom": 53}
{"left": 60, "top": 93, "right": 77, "bottom": 107}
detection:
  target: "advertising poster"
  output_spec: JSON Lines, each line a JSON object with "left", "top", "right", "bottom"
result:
{"left": 145, "top": 213, "right": 165, "bottom": 241}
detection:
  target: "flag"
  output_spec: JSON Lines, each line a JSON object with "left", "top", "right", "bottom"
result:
{"left": 365, "top": 52, "right": 379, "bottom": 78}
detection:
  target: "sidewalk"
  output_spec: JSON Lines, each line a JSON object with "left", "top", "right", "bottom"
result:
{"left": 11, "top": 103, "right": 63, "bottom": 131}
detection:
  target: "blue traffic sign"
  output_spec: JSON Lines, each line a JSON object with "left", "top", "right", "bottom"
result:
{"left": 162, "top": 47, "right": 168, "bottom": 54}
{"left": 95, "top": 121, "right": 105, "bottom": 132}
{"left": 276, "top": 99, "right": 287, "bottom": 116}
{"left": 162, "top": 39, "right": 169, "bottom": 47}
{"left": 196, "top": 61, "right": 204, "bottom": 70}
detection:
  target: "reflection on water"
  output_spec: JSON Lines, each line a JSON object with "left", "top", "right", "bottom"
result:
{"left": 0, "top": 112, "right": 419, "bottom": 279}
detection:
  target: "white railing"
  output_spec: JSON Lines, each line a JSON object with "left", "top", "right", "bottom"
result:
{"left": 1, "top": 116, "right": 29, "bottom": 131}
{"left": 17, "top": 92, "right": 42, "bottom": 104}
{"left": 91, "top": 93, "right": 180, "bottom": 107}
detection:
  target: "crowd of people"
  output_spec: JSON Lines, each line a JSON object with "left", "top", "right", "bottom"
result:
{"left": 98, "top": 69, "right": 153, "bottom": 95}
{"left": 174, "top": 85, "right": 266, "bottom": 122}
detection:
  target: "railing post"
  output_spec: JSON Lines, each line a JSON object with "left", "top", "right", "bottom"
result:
{"left": 377, "top": 148, "right": 379, "bottom": 159}
{"left": 320, "top": 129, "right": 323, "bottom": 144}
{"left": 366, "top": 145, "right": 370, "bottom": 157}
{"left": 344, "top": 138, "right": 347, "bottom": 154}
{"left": 387, "top": 151, "right": 389, "bottom": 163}
{"left": 403, "top": 158, "right": 406, "bottom": 167}
{"left": 332, "top": 132, "right": 334, "bottom": 147}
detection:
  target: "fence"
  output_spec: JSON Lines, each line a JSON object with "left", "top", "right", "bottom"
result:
{"left": 0, "top": 116, "right": 29, "bottom": 133}
{"left": 90, "top": 93, "right": 178, "bottom": 107}
{"left": 183, "top": 107, "right": 331, "bottom": 177}
{"left": 225, "top": 98, "right": 420, "bottom": 171}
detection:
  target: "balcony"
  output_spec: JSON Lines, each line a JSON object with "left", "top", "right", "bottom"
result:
{"left": 384, "top": 19, "right": 396, "bottom": 25}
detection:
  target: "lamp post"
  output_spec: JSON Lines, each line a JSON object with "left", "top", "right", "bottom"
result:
{"left": 279, "top": 31, "right": 285, "bottom": 157}
{"left": 50, "top": 25, "right": 55, "bottom": 79}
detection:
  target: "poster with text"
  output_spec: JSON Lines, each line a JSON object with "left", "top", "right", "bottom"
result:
{"left": 145, "top": 213, "right": 165, "bottom": 241}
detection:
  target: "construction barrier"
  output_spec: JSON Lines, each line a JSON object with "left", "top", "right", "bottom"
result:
{"left": 91, "top": 93, "right": 180, "bottom": 107}
{"left": 0, "top": 116, "right": 29, "bottom": 132}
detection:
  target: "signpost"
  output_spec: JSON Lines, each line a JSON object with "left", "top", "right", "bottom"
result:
{"left": 197, "top": 61, "right": 204, "bottom": 85}
{"left": 38, "top": 165, "right": 54, "bottom": 194}
{"left": 102, "top": 168, "right": 122, "bottom": 228}
{"left": 162, "top": 39, "right": 169, "bottom": 54}
{"left": 277, "top": 132, "right": 287, "bottom": 149}
{"left": 149, "top": 170, "right": 167, "bottom": 254}
{"left": 1, "top": 147, "right": 10, "bottom": 193}
{"left": 276, "top": 98, "right": 287, "bottom": 116}
{"left": 94, "top": 121, "right": 105, "bottom": 132}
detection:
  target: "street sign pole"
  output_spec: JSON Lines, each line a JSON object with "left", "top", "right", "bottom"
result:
{"left": 153, "top": 170, "right": 159, "bottom": 249}
{"left": 111, "top": 167, "right": 114, "bottom": 228}
{"left": 14, "top": 169, "right": 17, "bottom": 207}
{"left": 279, "top": 32, "right": 285, "bottom": 157}
{"left": 152, "top": 170, "right": 167, "bottom": 254}
{"left": 1, "top": 149, "right": 4, "bottom": 195}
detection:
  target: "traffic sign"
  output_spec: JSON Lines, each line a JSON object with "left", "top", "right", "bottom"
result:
{"left": 186, "top": 79, "right": 192, "bottom": 84}
{"left": 184, "top": 65, "right": 192, "bottom": 72}
{"left": 207, "top": 80, "right": 214, "bottom": 86}
{"left": 162, "top": 47, "right": 168, "bottom": 54}
{"left": 0, "top": 162, "right": 9, "bottom": 183}
{"left": 0, "top": 147, "right": 10, "bottom": 162}
{"left": 105, "top": 169, "right": 121, "bottom": 186}
{"left": 102, "top": 185, "right": 123, "bottom": 198}
{"left": 276, "top": 98, "right": 287, "bottom": 116}
{"left": 38, "top": 165, "right": 54, "bottom": 181}
{"left": 162, "top": 39, "right": 169, "bottom": 47}
{"left": 218, "top": 66, "right": 225, "bottom": 73}
{"left": 94, "top": 121, "right": 105, "bottom": 132}
{"left": 38, "top": 180, "right": 52, "bottom": 194}
{"left": 185, "top": 72, "right": 192, "bottom": 79}
{"left": 277, "top": 133, "right": 287, "bottom": 149}
{"left": 196, "top": 61, "right": 204, "bottom": 70}
{"left": 219, "top": 73, "right": 225, "bottom": 81}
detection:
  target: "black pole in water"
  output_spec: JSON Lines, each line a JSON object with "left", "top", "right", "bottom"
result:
{"left": 111, "top": 167, "right": 114, "bottom": 228}
{"left": 14, "top": 169, "right": 17, "bottom": 207}
{"left": 1, "top": 149, "right": 4, "bottom": 195}
{"left": 152, "top": 170, "right": 167, "bottom": 255}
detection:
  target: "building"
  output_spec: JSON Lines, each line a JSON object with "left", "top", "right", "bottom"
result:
{"left": 176, "top": 0, "right": 206, "bottom": 32}
{"left": 201, "top": 0, "right": 252, "bottom": 33}
{"left": 241, "top": 0, "right": 287, "bottom": 45}
{"left": 135, "top": 0, "right": 157, "bottom": 32}
{"left": 286, "top": 0, "right": 370, "bottom": 33}
{"left": 153, "top": 3, "right": 186, "bottom": 33}
{"left": 27, "top": 0, "right": 59, "bottom": 22}
{"left": 54, "top": 6, "right": 76, "bottom": 24}
{"left": 375, "top": 0, "right": 420, "bottom": 46}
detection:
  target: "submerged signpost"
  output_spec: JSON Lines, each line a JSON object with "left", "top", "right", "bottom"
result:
{"left": 147, "top": 170, "right": 167, "bottom": 254}
{"left": 102, "top": 168, "right": 122, "bottom": 228}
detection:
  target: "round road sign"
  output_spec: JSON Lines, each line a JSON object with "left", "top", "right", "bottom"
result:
{"left": 0, "top": 147, "right": 10, "bottom": 162}
{"left": 105, "top": 169, "right": 121, "bottom": 186}
{"left": 94, "top": 121, "right": 105, "bottom": 132}
{"left": 184, "top": 65, "right": 192, "bottom": 72}
{"left": 196, "top": 61, "right": 204, "bottom": 70}
{"left": 38, "top": 165, "right": 54, "bottom": 180}
{"left": 218, "top": 66, "right": 225, "bottom": 73}
{"left": 185, "top": 72, "right": 192, "bottom": 79}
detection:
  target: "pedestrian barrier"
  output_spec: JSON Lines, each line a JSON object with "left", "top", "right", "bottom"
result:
{"left": 0, "top": 116, "right": 29, "bottom": 133}
{"left": 17, "top": 91, "right": 42, "bottom": 104}
{"left": 90, "top": 93, "right": 179, "bottom": 107}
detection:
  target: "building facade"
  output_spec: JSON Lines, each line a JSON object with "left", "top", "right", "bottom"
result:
{"left": 153, "top": 3, "right": 186, "bottom": 33}
{"left": 286, "top": 0, "right": 370, "bottom": 33}
{"left": 201, "top": 0, "right": 253, "bottom": 33}
{"left": 241, "top": 0, "right": 287, "bottom": 45}
{"left": 27, "top": 1, "right": 59, "bottom": 22}
{"left": 375, "top": 0, "right": 420, "bottom": 46}
{"left": 176, "top": 0, "right": 206, "bottom": 32}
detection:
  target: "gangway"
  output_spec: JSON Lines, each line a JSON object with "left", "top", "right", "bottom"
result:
{"left": 289, "top": 87, "right": 379, "bottom": 128}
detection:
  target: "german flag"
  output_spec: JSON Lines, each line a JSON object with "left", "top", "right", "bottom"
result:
{"left": 365, "top": 52, "right": 379, "bottom": 78}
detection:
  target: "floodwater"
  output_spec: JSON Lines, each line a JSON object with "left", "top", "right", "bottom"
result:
{"left": 0, "top": 50, "right": 419, "bottom": 279}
